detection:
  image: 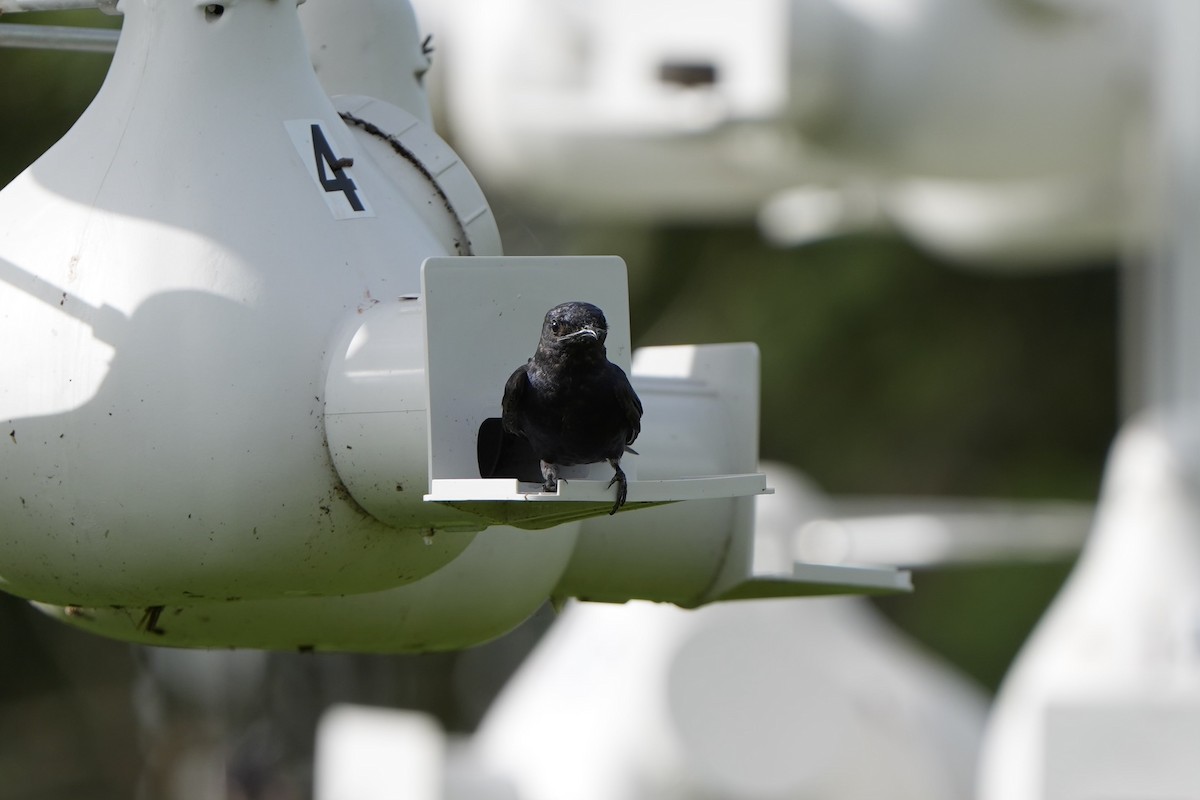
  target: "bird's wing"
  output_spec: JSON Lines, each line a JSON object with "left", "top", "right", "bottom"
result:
{"left": 501, "top": 362, "right": 531, "bottom": 436}
{"left": 611, "top": 363, "right": 643, "bottom": 445}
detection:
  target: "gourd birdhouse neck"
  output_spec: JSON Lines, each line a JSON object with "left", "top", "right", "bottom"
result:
{"left": 100, "top": 0, "right": 324, "bottom": 118}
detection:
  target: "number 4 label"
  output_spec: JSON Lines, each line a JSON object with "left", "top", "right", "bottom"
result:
{"left": 285, "top": 119, "right": 375, "bottom": 220}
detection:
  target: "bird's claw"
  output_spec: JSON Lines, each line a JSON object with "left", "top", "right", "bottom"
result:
{"left": 606, "top": 460, "right": 628, "bottom": 515}
{"left": 542, "top": 477, "right": 568, "bottom": 493}
{"left": 540, "top": 461, "right": 563, "bottom": 494}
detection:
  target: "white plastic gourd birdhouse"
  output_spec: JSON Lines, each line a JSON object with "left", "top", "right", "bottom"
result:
{"left": 2, "top": 0, "right": 906, "bottom": 652}
{"left": 0, "top": 0, "right": 487, "bottom": 611}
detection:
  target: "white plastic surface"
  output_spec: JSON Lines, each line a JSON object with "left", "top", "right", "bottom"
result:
{"left": 316, "top": 705, "right": 444, "bottom": 800}
{"left": 978, "top": 419, "right": 1200, "bottom": 800}
{"left": 323, "top": 298, "right": 489, "bottom": 533}
{"left": 0, "top": 0, "right": 479, "bottom": 605}
{"left": 423, "top": 0, "right": 809, "bottom": 220}
{"left": 796, "top": 497, "right": 1092, "bottom": 567}
{"left": 334, "top": 95, "right": 503, "bottom": 258}
{"left": 1044, "top": 701, "right": 1200, "bottom": 799}
{"left": 34, "top": 520, "right": 579, "bottom": 652}
{"left": 431, "top": 474, "right": 767, "bottom": 503}
{"left": 716, "top": 562, "right": 913, "bottom": 600}
{"left": 301, "top": 0, "right": 437, "bottom": 126}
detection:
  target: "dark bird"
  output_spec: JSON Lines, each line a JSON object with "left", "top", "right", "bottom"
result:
{"left": 502, "top": 301, "right": 643, "bottom": 515}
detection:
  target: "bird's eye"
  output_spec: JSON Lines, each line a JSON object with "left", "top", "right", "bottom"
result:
{"left": 550, "top": 321, "right": 561, "bottom": 334}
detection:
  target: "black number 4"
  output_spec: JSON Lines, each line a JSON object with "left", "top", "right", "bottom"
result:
{"left": 311, "top": 123, "right": 365, "bottom": 212}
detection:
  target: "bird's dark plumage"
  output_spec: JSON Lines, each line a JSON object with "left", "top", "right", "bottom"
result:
{"left": 502, "top": 301, "right": 643, "bottom": 514}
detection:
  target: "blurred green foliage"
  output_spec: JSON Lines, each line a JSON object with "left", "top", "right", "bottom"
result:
{"left": 625, "top": 226, "right": 1117, "bottom": 499}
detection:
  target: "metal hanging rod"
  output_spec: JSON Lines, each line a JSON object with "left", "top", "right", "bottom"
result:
{"left": 0, "top": 22, "right": 117, "bottom": 52}
{"left": 1, "top": 0, "right": 119, "bottom": 52}
{"left": 1, "top": 0, "right": 300, "bottom": 10}
{"left": 0, "top": 0, "right": 111, "bottom": 11}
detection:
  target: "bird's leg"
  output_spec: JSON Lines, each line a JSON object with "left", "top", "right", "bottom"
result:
{"left": 606, "top": 458, "right": 628, "bottom": 515}
{"left": 540, "top": 460, "right": 564, "bottom": 493}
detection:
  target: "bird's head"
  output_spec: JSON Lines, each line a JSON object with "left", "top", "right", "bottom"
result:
{"left": 539, "top": 301, "right": 609, "bottom": 350}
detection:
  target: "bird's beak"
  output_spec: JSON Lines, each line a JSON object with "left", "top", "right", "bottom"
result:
{"left": 562, "top": 327, "right": 600, "bottom": 341}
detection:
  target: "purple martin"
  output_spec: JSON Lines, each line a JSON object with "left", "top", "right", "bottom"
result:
{"left": 502, "top": 301, "right": 643, "bottom": 515}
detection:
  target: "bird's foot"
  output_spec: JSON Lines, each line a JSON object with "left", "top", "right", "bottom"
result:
{"left": 540, "top": 461, "right": 564, "bottom": 494}
{"left": 606, "top": 459, "right": 628, "bottom": 515}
